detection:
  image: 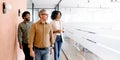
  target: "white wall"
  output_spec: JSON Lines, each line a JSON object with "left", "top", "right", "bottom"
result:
{"left": 59, "top": 2, "right": 120, "bottom": 60}
{"left": 61, "top": 8, "right": 120, "bottom": 23}
{"left": 60, "top": 7, "right": 120, "bottom": 34}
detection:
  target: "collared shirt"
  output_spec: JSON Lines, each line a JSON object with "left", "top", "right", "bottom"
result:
{"left": 28, "top": 20, "right": 54, "bottom": 48}
{"left": 18, "top": 21, "right": 32, "bottom": 44}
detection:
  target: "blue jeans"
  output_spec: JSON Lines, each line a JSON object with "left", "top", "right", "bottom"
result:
{"left": 34, "top": 47, "right": 50, "bottom": 60}
{"left": 54, "top": 35, "right": 63, "bottom": 60}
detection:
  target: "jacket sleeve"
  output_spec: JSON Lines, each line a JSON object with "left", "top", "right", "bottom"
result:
{"left": 28, "top": 23, "right": 35, "bottom": 49}
{"left": 49, "top": 24, "right": 54, "bottom": 47}
{"left": 18, "top": 24, "right": 22, "bottom": 45}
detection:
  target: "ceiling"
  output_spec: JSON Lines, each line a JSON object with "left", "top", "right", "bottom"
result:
{"left": 27, "top": 0, "right": 120, "bottom": 9}
{"left": 27, "top": 0, "right": 60, "bottom": 9}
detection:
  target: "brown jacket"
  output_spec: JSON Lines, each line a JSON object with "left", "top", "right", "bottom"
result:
{"left": 28, "top": 21, "right": 54, "bottom": 49}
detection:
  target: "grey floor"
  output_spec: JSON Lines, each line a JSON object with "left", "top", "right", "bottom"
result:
{"left": 50, "top": 36, "right": 103, "bottom": 60}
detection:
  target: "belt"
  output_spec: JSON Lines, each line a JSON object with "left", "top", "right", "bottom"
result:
{"left": 34, "top": 47, "right": 49, "bottom": 50}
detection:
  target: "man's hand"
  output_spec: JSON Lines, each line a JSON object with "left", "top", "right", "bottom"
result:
{"left": 30, "top": 49, "right": 35, "bottom": 57}
{"left": 50, "top": 47, "right": 53, "bottom": 55}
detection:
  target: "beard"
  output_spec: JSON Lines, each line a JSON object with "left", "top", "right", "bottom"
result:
{"left": 25, "top": 18, "right": 30, "bottom": 21}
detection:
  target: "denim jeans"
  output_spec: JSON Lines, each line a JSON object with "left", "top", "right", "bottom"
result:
{"left": 34, "top": 47, "right": 50, "bottom": 60}
{"left": 54, "top": 35, "right": 63, "bottom": 60}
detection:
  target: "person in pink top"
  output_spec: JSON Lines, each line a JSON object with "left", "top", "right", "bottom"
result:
{"left": 51, "top": 10, "right": 64, "bottom": 60}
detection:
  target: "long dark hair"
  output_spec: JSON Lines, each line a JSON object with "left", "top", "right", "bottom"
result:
{"left": 51, "top": 10, "right": 62, "bottom": 20}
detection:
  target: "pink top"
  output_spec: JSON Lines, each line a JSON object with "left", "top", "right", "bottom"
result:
{"left": 51, "top": 20, "right": 64, "bottom": 42}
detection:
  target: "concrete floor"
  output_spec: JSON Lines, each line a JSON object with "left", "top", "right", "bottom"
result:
{"left": 17, "top": 36, "right": 102, "bottom": 60}
{"left": 17, "top": 43, "right": 67, "bottom": 60}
